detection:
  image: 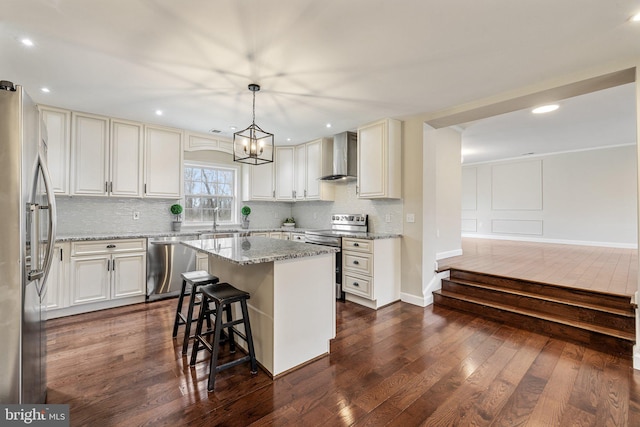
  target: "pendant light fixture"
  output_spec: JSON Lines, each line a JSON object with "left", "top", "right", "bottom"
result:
{"left": 233, "top": 83, "right": 274, "bottom": 165}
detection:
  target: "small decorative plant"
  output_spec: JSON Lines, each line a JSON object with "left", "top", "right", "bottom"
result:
{"left": 241, "top": 205, "right": 251, "bottom": 229}
{"left": 170, "top": 204, "right": 183, "bottom": 221}
{"left": 170, "top": 204, "right": 183, "bottom": 231}
{"left": 283, "top": 217, "right": 295, "bottom": 227}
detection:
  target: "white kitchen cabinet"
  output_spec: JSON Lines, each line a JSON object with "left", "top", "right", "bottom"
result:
{"left": 40, "top": 106, "right": 71, "bottom": 195}
{"left": 357, "top": 118, "right": 402, "bottom": 199}
{"left": 294, "top": 145, "right": 307, "bottom": 201}
{"left": 185, "top": 132, "right": 233, "bottom": 154}
{"left": 110, "top": 119, "right": 144, "bottom": 197}
{"left": 275, "top": 146, "right": 295, "bottom": 201}
{"left": 112, "top": 252, "right": 146, "bottom": 298}
{"left": 251, "top": 232, "right": 269, "bottom": 237}
{"left": 70, "top": 255, "right": 111, "bottom": 305}
{"left": 242, "top": 161, "right": 275, "bottom": 201}
{"left": 70, "top": 113, "right": 144, "bottom": 197}
{"left": 45, "top": 243, "right": 68, "bottom": 312}
{"left": 291, "top": 232, "right": 305, "bottom": 242}
{"left": 71, "top": 112, "right": 110, "bottom": 196}
{"left": 144, "top": 125, "right": 184, "bottom": 198}
{"left": 304, "top": 138, "right": 334, "bottom": 201}
{"left": 269, "top": 232, "right": 283, "bottom": 239}
{"left": 342, "top": 237, "right": 401, "bottom": 309}
{"left": 290, "top": 138, "right": 334, "bottom": 201}
{"left": 69, "top": 239, "right": 146, "bottom": 308}
{"left": 196, "top": 252, "right": 209, "bottom": 272}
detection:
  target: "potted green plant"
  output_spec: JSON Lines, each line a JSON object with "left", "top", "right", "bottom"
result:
{"left": 241, "top": 205, "right": 251, "bottom": 229}
{"left": 170, "top": 203, "right": 183, "bottom": 231}
{"left": 283, "top": 217, "right": 295, "bottom": 228}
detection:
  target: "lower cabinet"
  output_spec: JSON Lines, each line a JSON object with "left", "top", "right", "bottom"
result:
{"left": 342, "top": 237, "right": 400, "bottom": 309}
{"left": 48, "top": 238, "right": 146, "bottom": 319}
{"left": 46, "top": 242, "right": 69, "bottom": 311}
{"left": 291, "top": 232, "right": 305, "bottom": 242}
{"left": 196, "top": 252, "right": 209, "bottom": 272}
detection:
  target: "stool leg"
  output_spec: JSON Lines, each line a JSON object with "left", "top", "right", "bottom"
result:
{"left": 207, "top": 301, "right": 224, "bottom": 391}
{"left": 225, "top": 304, "right": 236, "bottom": 353}
{"left": 240, "top": 299, "right": 258, "bottom": 374}
{"left": 172, "top": 279, "right": 188, "bottom": 337}
{"left": 182, "top": 282, "right": 198, "bottom": 354}
{"left": 189, "top": 294, "right": 207, "bottom": 367}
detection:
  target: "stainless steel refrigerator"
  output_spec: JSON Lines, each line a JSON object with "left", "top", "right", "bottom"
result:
{"left": 0, "top": 81, "right": 57, "bottom": 403}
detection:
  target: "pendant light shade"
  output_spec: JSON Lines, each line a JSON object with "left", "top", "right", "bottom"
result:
{"left": 233, "top": 84, "right": 274, "bottom": 165}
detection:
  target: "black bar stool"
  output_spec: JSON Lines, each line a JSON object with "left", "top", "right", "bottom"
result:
{"left": 172, "top": 270, "right": 219, "bottom": 354}
{"left": 190, "top": 282, "right": 258, "bottom": 391}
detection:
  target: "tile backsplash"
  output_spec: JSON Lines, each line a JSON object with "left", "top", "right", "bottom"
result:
{"left": 56, "top": 181, "right": 403, "bottom": 235}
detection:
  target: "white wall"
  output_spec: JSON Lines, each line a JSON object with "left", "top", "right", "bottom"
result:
{"left": 462, "top": 145, "right": 638, "bottom": 247}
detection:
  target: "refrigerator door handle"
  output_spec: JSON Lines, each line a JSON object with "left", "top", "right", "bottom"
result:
{"left": 27, "top": 203, "right": 42, "bottom": 281}
{"left": 37, "top": 151, "right": 57, "bottom": 287}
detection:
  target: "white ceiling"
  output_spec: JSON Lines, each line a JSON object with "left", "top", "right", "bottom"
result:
{"left": 461, "top": 82, "right": 637, "bottom": 164}
{"left": 2, "top": 0, "right": 640, "bottom": 148}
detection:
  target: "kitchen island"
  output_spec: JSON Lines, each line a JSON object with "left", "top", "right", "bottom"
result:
{"left": 181, "top": 236, "right": 339, "bottom": 377}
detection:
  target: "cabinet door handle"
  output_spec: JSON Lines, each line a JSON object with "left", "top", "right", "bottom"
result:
{"left": 112, "top": 259, "right": 115, "bottom": 272}
{"left": 304, "top": 190, "right": 307, "bottom": 197}
{"left": 353, "top": 260, "right": 359, "bottom": 265}
{"left": 273, "top": 190, "right": 276, "bottom": 198}
{"left": 353, "top": 242, "right": 359, "bottom": 247}
{"left": 353, "top": 282, "right": 359, "bottom": 287}
{"left": 106, "top": 244, "right": 116, "bottom": 249}
{"left": 107, "top": 259, "right": 110, "bottom": 271}
{"left": 105, "top": 181, "right": 109, "bottom": 193}
{"left": 109, "top": 181, "right": 113, "bottom": 193}
{"left": 59, "top": 247, "right": 63, "bottom": 261}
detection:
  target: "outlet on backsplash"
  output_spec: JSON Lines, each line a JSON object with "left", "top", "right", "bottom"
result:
{"left": 385, "top": 213, "right": 391, "bottom": 223}
{"left": 133, "top": 211, "right": 140, "bottom": 220}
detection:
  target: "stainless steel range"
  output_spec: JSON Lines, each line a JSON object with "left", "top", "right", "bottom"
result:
{"left": 305, "top": 214, "right": 368, "bottom": 300}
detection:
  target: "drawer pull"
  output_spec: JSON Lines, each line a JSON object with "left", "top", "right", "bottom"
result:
{"left": 353, "top": 260, "right": 359, "bottom": 265}
{"left": 353, "top": 282, "right": 359, "bottom": 287}
{"left": 353, "top": 243, "right": 359, "bottom": 247}
{"left": 106, "top": 244, "right": 116, "bottom": 249}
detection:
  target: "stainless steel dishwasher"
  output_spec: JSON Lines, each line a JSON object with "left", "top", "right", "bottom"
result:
{"left": 146, "top": 235, "right": 199, "bottom": 301}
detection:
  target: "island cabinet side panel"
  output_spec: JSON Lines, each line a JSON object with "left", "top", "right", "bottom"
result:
{"left": 273, "top": 253, "right": 335, "bottom": 375}
{"left": 207, "top": 257, "right": 275, "bottom": 375}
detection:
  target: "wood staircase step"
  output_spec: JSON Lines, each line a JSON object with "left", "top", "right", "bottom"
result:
{"left": 442, "top": 278, "right": 635, "bottom": 334}
{"left": 433, "top": 289, "right": 634, "bottom": 357}
{"left": 449, "top": 269, "right": 634, "bottom": 313}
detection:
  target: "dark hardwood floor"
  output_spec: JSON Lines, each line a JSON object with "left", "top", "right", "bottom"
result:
{"left": 47, "top": 298, "right": 640, "bottom": 426}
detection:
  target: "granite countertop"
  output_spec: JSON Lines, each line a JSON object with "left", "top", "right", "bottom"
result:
{"left": 56, "top": 228, "right": 401, "bottom": 242}
{"left": 181, "top": 236, "right": 340, "bottom": 266}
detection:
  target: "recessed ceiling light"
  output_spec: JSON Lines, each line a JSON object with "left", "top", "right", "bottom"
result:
{"left": 630, "top": 12, "right": 640, "bottom": 22}
{"left": 532, "top": 104, "right": 559, "bottom": 114}
{"left": 21, "top": 38, "right": 34, "bottom": 47}
{"left": 155, "top": 110, "right": 163, "bottom": 116}
{"left": 326, "top": 123, "right": 332, "bottom": 128}
{"left": 230, "top": 126, "right": 237, "bottom": 131}
{"left": 40, "top": 87, "right": 50, "bottom": 93}
{"left": 286, "top": 138, "right": 291, "bottom": 142}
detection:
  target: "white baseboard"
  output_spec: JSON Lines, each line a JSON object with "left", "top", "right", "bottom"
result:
{"left": 401, "top": 292, "right": 429, "bottom": 307}
{"left": 436, "top": 249, "right": 463, "bottom": 260}
{"left": 461, "top": 233, "right": 637, "bottom": 249}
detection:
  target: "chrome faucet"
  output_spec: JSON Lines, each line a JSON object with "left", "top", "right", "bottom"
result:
{"left": 212, "top": 206, "right": 220, "bottom": 232}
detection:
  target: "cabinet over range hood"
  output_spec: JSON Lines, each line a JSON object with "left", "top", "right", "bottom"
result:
{"left": 320, "top": 131, "right": 357, "bottom": 181}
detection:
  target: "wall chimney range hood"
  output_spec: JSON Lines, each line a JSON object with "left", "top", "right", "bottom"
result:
{"left": 320, "top": 131, "right": 357, "bottom": 181}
